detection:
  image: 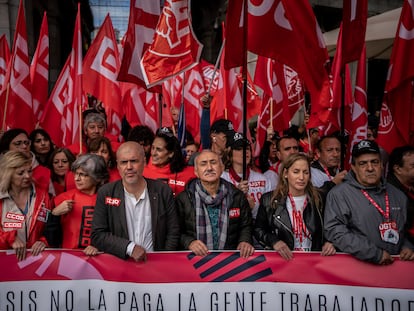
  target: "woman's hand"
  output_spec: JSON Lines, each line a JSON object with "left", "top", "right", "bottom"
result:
{"left": 12, "top": 236, "right": 26, "bottom": 261}
{"left": 31, "top": 241, "right": 46, "bottom": 256}
{"left": 321, "top": 242, "right": 336, "bottom": 256}
{"left": 273, "top": 241, "right": 293, "bottom": 261}
{"left": 52, "top": 200, "right": 74, "bottom": 216}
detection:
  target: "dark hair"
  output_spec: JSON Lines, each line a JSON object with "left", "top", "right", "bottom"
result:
{"left": 29, "top": 129, "right": 55, "bottom": 166}
{"left": 388, "top": 145, "right": 414, "bottom": 174}
{"left": 154, "top": 129, "right": 186, "bottom": 173}
{"left": 127, "top": 125, "right": 155, "bottom": 146}
{"left": 0, "top": 128, "right": 29, "bottom": 154}
{"left": 223, "top": 143, "right": 252, "bottom": 170}
{"left": 48, "top": 148, "right": 76, "bottom": 182}
{"left": 315, "top": 135, "right": 341, "bottom": 152}
{"left": 276, "top": 135, "right": 297, "bottom": 151}
{"left": 87, "top": 136, "right": 117, "bottom": 169}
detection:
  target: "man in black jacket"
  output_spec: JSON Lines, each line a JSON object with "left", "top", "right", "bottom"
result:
{"left": 176, "top": 150, "right": 254, "bottom": 258}
{"left": 91, "top": 142, "right": 179, "bottom": 261}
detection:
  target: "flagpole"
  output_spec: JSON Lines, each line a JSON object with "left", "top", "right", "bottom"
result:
{"left": 241, "top": 0, "right": 248, "bottom": 180}
{"left": 79, "top": 102, "right": 83, "bottom": 155}
{"left": 207, "top": 40, "right": 225, "bottom": 96}
{"left": 158, "top": 93, "right": 163, "bottom": 129}
{"left": 2, "top": 84, "right": 10, "bottom": 132}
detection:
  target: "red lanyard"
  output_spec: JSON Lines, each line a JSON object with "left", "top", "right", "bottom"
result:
{"left": 229, "top": 167, "right": 250, "bottom": 183}
{"left": 288, "top": 194, "right": 310, "bottom": 243}
{"left": 322, "top": 165, "right": 334, "bottom": 181}
{"left": 361, "top": 190, "right": 390, "bottom": 221}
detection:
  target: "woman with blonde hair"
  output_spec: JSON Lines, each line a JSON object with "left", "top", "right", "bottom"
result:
{"left": 0, "top": 151, "right": 52, "bottom": 261}
{"left": 254, "top": 153, "right": 336, "bottom": 260}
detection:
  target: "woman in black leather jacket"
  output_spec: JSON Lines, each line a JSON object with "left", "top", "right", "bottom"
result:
{"left": 254, "top": 153, "right": 336, "bottom": 260}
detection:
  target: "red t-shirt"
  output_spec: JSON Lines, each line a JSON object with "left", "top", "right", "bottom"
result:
{"left": 143, "top": 160, "right": 195, "bottom": 196}
{"left": 54, "top": 189, "right": 97, "bottom": 249}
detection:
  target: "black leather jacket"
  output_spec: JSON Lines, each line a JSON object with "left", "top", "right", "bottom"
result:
{"left": 254, "top": 191, "right": 324, "bottom": 251}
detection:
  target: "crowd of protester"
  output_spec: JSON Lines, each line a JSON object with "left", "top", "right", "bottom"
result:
{"left": 0, "top": 107, "right": 413, "bottom": 266}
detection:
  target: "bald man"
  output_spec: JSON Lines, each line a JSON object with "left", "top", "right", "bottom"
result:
{"left": 91, "top": 142, "right": 179, "bottom": 261}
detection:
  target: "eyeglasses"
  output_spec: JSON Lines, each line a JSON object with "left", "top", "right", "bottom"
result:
{"left": 12, "top": 140, "right": 31, "bottom": 147}
{"left": 74, "top": 172, "right": 89, "bottom": 179}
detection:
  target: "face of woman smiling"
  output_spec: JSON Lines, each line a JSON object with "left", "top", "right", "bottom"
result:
{"left": 285, "top": 159, "right": 310, "bottom": 196}
{"left": 150, "top": 137, "right": 173, "bottom": 167}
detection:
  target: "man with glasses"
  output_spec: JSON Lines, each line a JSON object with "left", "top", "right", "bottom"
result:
{"left": 91, "top": 141, "right": 180, "bottom": 261}
{"left": 311, "top": 135, "right": 347, "bottom": 193}
{"left": 324, "top": 140, "right": 414, "bottom": 264}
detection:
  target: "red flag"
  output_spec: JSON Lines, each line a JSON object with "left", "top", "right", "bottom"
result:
{"left": 83, "top": 14, "right": 122, "bottom": 138}
{"left": 225, "top": 0, "right": 330, "bottom": 114}
{"left": 122, "top": 84, "right": 159, "bottom": 133}
{"left": 200, "top": 59, "right": 220, "bottom": 97}
{"left": 211, "top": 45, "right": 243, "bottom": 133}
{"left": 117, "top": 0, "right": 160, "bottom": 90}
{"left": 341, "top": 0, "right": 368, "bottom": 66}
{"left": 140, "top": 0, "right": 203, "bottom": 88}
{"left": 40, "top": 4, "right": 83, "bottom": 147}
{"left": 162, "top": 63, "right": 205, "bottom": 141}
{"left": 0, "top": 0, "right": 34, "bottom": 132}
{"left": 0, "top": 34, "right": 10, "bottom": 91}
{"left": 345, "top": 46, "right": 368, "bottom": 169}
{"left": 378, "top": 0, "right": 414, "bottom": 152}
{"left": 253, "top": 57, "right": 304, "bottom": 156}
{"left": 30, "top": 11, "right": 49, "bottom": 123}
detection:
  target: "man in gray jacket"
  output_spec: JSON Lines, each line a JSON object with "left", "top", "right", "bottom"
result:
{"left": 324, "top": 140, "right": 414, "bottom": 264}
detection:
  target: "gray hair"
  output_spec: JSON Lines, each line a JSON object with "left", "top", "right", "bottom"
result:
{"left": 71, "top": 154, "right": 109, "bottom": 188}
{"left": 83, "top": 113, "right": 106, "bottom": 132}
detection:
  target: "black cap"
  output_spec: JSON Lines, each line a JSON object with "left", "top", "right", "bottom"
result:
{"left": 230, "top": 132, "right": 251, "bottom": 149}
{"left": 210, "top": 119, "right": 236, "bottom": 147}
{"left": 352, "top": 140, "right": 380, "bottom": 159}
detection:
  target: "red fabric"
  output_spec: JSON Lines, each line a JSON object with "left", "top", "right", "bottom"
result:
{"left": 83, "top": 15, "right": 122, "bottom": 139}
{"left": 117, "top": 0, "right": 160, "bottom": 91}
{"left": 32, "top": 165, "right": 51, "bottom": 193}
{"left": 0, "top": 186, "right": 52, "bottom": 249}
{"left": 0, "top": 0, "right": 34, "bottom": 132}
{"left": 345, "top": 46, "right": 368, "bottom": 169}
{"left": 0, "top": 34, "right": 10, "bottom": 91}
{"left": 143, "top": 160, "right": 195, "bottom": 196}
{"left": 122, "top": 84, "right": 159, "bottom": 133}
{"left": 341, "top": 0, "right": 368, "bottom": 66}
{"left": 253, "top": 57, "right": 304, "bottom": 156}
{"left": 378, "top": 1, "right": 414, "bottom": 152}
{"left": 54, "top": 189, "right": 97, "bottom": 249}
{"left": 162, "top": 63, "right": 206, "bottom": 141}
{"left": 140, "top": 0, "right": 203, "bottom": 88}
{"left": 30, "top": 11, "right": 49, "bottom": 124}
{"left": 211, "top": 35, "right": 243, "bottom": 132}
{"left": 225, "top": 0, "right": 330, "bottom": 116}
{"left": 39, "top": 5, "right": 84, "bottom": 147}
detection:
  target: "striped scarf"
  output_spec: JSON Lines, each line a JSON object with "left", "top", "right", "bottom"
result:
{"left": 195, "top": 180, "right": 230, "bottom": 250}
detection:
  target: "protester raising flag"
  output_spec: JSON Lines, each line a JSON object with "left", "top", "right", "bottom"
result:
{"left": 117, "top": 0, "right": 160, "bottom": 90}
{"left": 140, "top": 0, "right": 203, "bottom": 88}
{"left": 40, "top": 4, "right": 84, "bottom": 147}
{"left": 341, "top": 0, "right": 368, "bottom": 67}
{"left": 378, "top": 0, "right": 414, "bottom": 152}
{"left": 30, "top": 11, "right": 49, "bottom": 123}
{"left": 83, "top": 14, "right": 122, "bottom": 138}
{"left": 0, "top": 0, "right": 34, "bottom": 132}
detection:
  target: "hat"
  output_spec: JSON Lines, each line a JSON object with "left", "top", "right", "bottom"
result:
{"left": 230, "top": 132, "right": 251, "bottom": 149}
{"left": 352, "top": 140, "right": 380, "bottom": 159}
{"left": 210, "top": 119, "right": 236, "bottom": 147}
